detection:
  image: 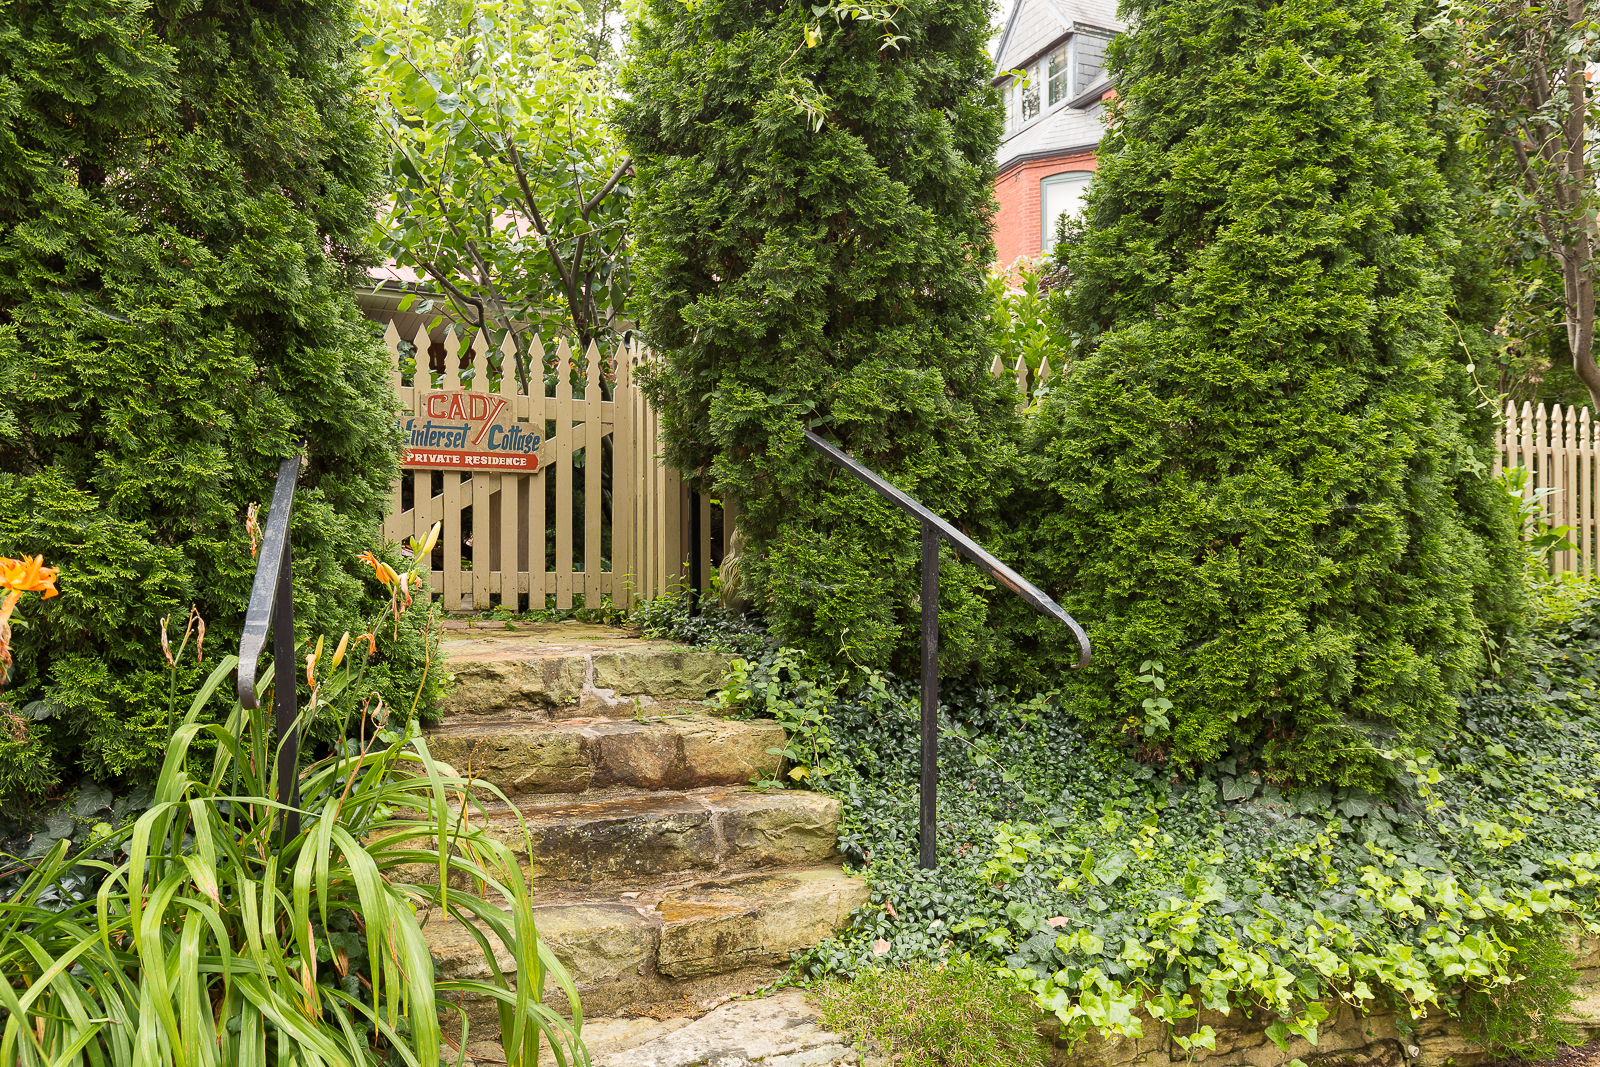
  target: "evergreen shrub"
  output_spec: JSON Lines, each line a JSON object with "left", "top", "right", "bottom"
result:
{"left": 0, "top": 0, "right": 406, "bottom": 797}
{"left": 615, "top": 0, "right": 1017, "bottom": 676}
{"left": 1000, "top": 0, "right": 1524, "bottom": 785}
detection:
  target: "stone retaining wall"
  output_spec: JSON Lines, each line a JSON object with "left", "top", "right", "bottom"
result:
{"left": 1047, "top": 927, "right": 1600, "bottom": 1067}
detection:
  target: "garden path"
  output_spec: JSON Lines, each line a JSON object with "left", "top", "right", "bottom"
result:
{"left": 421, "top": 620, "right": 867, "bottom": 1055}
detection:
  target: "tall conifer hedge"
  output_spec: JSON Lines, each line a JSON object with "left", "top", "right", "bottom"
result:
{"left": 615, "top": 0, "right": 1016, "bottom": 673}
{"left": 1001, "top": 0, "right": 1523, "bottom": 785}
{"left": 0, "top": 0, "right": 400, "bottom": 795}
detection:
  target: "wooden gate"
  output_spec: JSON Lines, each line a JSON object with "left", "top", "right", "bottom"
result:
{"left": 380, "top": 323, "right": 719, "bottom": 611}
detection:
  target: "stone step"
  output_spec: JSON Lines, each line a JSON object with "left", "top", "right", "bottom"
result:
{"left": 468, "top": 786, "right": 841, "bottom": 885}
{"left": 425, "top": 713, "right": 785, "bottom": 796}
{"left": 439, "top": 623, "right": 737, "bottom": 722}
{"left": 427, "top": 865, "right": 869, "bottom": 1029}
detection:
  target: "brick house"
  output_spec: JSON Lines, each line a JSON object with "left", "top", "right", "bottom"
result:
{"left": 991, "top": 0, "right": 1122, "bottom": 268}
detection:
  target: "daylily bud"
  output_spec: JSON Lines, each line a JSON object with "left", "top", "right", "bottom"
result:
{"left": 160, "top": 617, "right": 174, "bottom": 667}
{"left": 306, "top": 635, "right": 325, "bottom": 688}
{"left": 330, "top": 631, "right": 350, "bottom": 669}
{"left": 419, "top": 521, "right": 441, "bottom": 557}
{"left": 195, "top": 616, "right": 206, "bottom": 664}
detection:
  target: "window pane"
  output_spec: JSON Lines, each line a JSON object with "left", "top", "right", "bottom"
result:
{"left": 1020, "top": 67, "right": 1040, "bottom": 124}
{"left": 1075, "top": 35, "right": 1107, "bottom": 95}
{"left": 1041, "top": 173, "right": 1092, "bottom": 251}
{"left": 1047, "top": 45, "right": 1071, "bottom": 106}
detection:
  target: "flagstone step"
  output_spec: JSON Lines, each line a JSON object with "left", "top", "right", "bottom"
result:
{"left": 467, "top": 786, "right": 841, "bottom": 885}
{"left": 438, "top": 622, "right": 738, "bottom": 722}
{"left": 425, "top": 713, "right": 785, "bottom": 796}
{"left": 427, "top": 865, "right": 870, "bottom": 1029}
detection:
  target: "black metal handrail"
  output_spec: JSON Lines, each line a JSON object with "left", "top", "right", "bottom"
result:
{"left": 804, "top": 429, "right": 1091, "bottom": 870}
{"left": 237, "top": 454, "right": 302, "bottom": 840}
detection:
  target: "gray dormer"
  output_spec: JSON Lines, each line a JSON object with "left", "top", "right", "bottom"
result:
{"left": 992, "top": 0, "right": 1121, "bottom": 169}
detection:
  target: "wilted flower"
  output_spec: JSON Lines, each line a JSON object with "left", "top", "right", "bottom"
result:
{"left": 245, "top": 503, "right": 261, "bottom": 560}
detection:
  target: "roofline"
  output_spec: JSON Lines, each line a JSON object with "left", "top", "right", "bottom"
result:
{"left": 992, "top": 0, "right": 1081, "bottom": 75}
{"left": 991, "top": 0, "right": 1025, "bottom": 68}
{"left": 995, "top": 142, "right": 1101, "bottom": 181}
{"left": 1067, "top": 77, "right": 1113, "bottom": 110}
{"left": 992, "top": 23, "right": 1120, "bottom": 83}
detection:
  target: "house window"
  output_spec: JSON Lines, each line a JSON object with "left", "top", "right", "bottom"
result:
{"left": 1047, "top": 44, "right": 1071, "bottom": 107}
{"left": 1018, "top": 71, "right": 1040, "bottom": 126}
{"left": 1041, "top": 171, "right": 1093, "bottom": 252}
{"left": 1004, "top": 31, "right": 1114, "bottom": 134}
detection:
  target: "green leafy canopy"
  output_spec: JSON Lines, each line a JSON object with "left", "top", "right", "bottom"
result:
{"left": 362, "top": 0, "right": 631, "bottom": 362}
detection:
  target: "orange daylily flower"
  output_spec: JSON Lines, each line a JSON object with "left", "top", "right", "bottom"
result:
{"left": 0, "top": 556, "right": 58, "bottom": 600}
{"left": 357, "top": 551, "right": 399, "bottom": 587}
{"left": 0, "top": 555, "right": 59, "bottom": 694}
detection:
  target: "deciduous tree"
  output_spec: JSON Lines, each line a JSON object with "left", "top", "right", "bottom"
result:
{"left": 1461, "top": 0, "right": 1599, "bottom": 407}
{"left": 362, "top": 0, "right": 631, "bottom": 373}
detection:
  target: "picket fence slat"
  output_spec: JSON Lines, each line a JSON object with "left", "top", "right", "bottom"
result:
{"left": 1486, "top": 398, "right": 1600, "bottom": 576}
{"left": 381, "top": 326, "right": 714, "bottom": 612}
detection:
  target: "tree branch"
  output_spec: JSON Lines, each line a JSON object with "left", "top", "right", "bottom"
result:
{"left": 582, "top": 158, "right": 632, "bottom": 222}
{"left": 503, "top": 137, "right": 583, "bottom": 325}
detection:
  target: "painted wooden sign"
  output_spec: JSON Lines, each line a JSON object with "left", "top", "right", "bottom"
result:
{"left": 399, "top": 390, "right": 544, "bottom": 471}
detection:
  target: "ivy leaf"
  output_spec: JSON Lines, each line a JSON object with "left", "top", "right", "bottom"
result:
{"left": 73, "top": 783, "right": 113, "bottom": 816}
{"left": 1222, "top": 776, "right": 1256, "bottom": 802}
{"left": 1338, "top": 794, "right": 1375, "bottom": 819}
{"left": 1092, "top": 851, "right": 1130, "bottom": 887}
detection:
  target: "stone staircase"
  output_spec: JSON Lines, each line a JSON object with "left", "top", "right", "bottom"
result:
{"left": 419, "top": 620, "right": 868, "bottom": 1041}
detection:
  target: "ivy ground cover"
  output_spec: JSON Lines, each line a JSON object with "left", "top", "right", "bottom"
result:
{"left": 716, "top": 601, "right": 1600, "bottom": 1054}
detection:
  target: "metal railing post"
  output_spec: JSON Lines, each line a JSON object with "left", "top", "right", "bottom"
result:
{"left": 920, "top": 520, "right": 939, "bottom": 870}
{"left": 238, "top": 452, "right": 303, "bottom": 848}
{"left": 273, "top": 542, "right": 300, "bottom": 842}
{"left": 801, "top": 428, "right": 1091, "bottom": 871}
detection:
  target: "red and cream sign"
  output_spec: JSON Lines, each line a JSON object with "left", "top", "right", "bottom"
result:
{"left": 398, "top": 391, "right": 543, "bottom": 470}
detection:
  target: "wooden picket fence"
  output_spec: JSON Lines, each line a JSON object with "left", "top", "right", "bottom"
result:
{"left": 381, "top": 323, "right": 720, "bottom": 611}
{"left": 990, "top": 352, "right": 1059, "bottom": 407}
{"left": 384, "top": 331, "right": 1593, "bottom": 607}
{"left": 1495, "top": 401, "right": 1600, "bottom": 576}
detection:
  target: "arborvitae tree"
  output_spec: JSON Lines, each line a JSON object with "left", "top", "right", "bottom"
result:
{"left": 0, "top": 0, "right": 403, "bottom": 796}
{"left": 1001, "top": 0, "right": 1524, "bottom": 786}
{"left": 615, "top": 0, "right": 1017, "bottom": 672}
